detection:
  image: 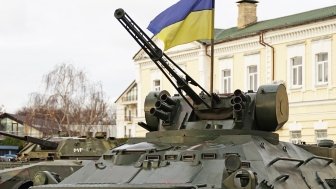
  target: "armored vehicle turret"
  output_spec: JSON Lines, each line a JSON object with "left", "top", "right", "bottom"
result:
{"left": 31, "top": 9, "right": 336, "bottom": 189}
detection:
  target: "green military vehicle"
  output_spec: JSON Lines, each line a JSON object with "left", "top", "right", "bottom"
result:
{"left": 0, "top": 131, "right": 116, "bottom": 162}
{"left": 0, "top": 131, "right": 125, "bottom": 189}
{"left": 31, "top": 8, "right": 335, "bottom": 189}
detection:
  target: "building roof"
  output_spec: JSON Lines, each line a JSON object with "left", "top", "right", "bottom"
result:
{"left": 114, "top": 80, "right": 137, "bottom": 103}
{"left": 203, "top": 5, "right": 336, "bottom": 44}
{"left": 0, "top": 113, "right": 62, "bottom": 135}
{"left": 0, "top": 113, "right": 24, "bottom": 125}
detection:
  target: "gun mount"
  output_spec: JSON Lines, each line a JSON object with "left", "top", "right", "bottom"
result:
{"left": 142, "top": 84, "right": 288, "bottom": 133}
{"left": 30, "top": 8, "right": 336, "bottom": 189}
{"left": 114, "top": 8, "right": 288, "bottom": 132}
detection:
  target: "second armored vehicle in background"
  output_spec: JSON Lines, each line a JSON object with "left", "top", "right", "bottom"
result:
{"left": 0, "top": 131, "right": 125, "bottom": 189}
{"left": 0, "top": 131, "right": 121, "bottom": 162}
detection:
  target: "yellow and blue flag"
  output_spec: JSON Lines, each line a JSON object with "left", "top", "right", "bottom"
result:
{"left": 148, "top": 0, "right": 214, "bottom": 51}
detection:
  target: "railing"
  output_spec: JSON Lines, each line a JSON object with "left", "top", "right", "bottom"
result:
{"left": 124, "top": 117, "right": 133, "bottom": 122}
{"left": 122, "top": 96, "right": 137, "bottom": 102}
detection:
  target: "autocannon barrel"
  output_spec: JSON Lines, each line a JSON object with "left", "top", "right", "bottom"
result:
{"left": 234, "top": 89, "right": 243, "bottom": 96}
{"left": 0, "top": 131, "right": 58, "bottom": 149}
{"left": 23, "top": 136, "right": 58, "bottom": 149}
{"left": 233, "top": 89, "right": 246, "bottom": 101}
{"left": 233, "top": 103, "right": 243, "bottom": 112}
{"left": 155, "top": 101, "right": 174, "bottom": 112}
{"left": 231, "top": 96, "right": 242, "bottom": 104}
{"left": 150, "top": 108, "right": 170, "bottom": 121}
{"left": 160, "top": 94, "right": 177, "bottom": 106}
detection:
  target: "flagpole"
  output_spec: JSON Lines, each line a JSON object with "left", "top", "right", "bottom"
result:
{"left": 210, "top": 0, "right": 215, "bottom": 94}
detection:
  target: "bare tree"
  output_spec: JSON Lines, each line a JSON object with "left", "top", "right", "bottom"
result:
{"left": 0, "top": 104, "right": 6, "bottom": 115}
{"left": 43, "top": 64, "right": 86, "bottom": 132}
{"left": 71, "top": 82, "right": 112, "bottom": 134}
{"left": 18, "top": 63, "right": 112, "bottom": 136}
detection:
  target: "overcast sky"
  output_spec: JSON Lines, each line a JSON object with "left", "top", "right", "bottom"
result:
{"left": 0, "top": 0, "right": 335, "bottom": 113}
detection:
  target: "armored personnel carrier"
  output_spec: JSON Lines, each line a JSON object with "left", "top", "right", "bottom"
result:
{"left": 31, "top": 8, "right": 336, "bottom": 189}
{"left": 0, "top": 131, "right": 117, "bottom": 162}
{"left": 0, "top": 132, "right": 124, "bottom": 189}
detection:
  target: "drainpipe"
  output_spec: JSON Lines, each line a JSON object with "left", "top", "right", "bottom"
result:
{"left": 259, "top": 32, "right": 275, "bottom": 81}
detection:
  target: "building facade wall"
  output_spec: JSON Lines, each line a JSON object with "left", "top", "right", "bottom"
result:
{"left": 215, "top": 18, "right": 336, "bottom": 144}
{"left": 115, "top": 82, "right": 138, "bottom": 138}
{"left": 267, "top": 20, "right": 336, "bottom": 144}
{"left": 115, "top": 103, "right": 137, "bottom": 138}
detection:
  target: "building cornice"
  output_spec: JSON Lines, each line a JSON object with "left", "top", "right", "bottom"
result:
{"left": 289, "top": 99, "right": 336, "bottom": 107}
{"left": 213, "top": 18, "right": 336, "bottom": 57}
{"left": 136, "top": 48, "right": 201, "bottom": 68}
{"left": 263, "top": 19, "right": 336, "bottom": 44}
{"left": 214, "top": 36, "right": 261, "bottom": 57}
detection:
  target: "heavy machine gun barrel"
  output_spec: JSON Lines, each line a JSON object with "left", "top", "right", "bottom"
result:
{"left": 114, "top": 8, "right": 212, "bottom": 109}
{"left": 0, "top": 131, "right": 59, "bottom": 149}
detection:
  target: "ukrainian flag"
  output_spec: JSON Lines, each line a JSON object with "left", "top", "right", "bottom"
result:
{"left": 148, "top": 0, "right": 214, "bottom": 51}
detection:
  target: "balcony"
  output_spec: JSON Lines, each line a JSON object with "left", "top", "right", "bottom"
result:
{"left": 122, "top": 96, "right": 137, "bottom": 105}
{"left": 124, "top": 116, "right": 133, "bottom": 123}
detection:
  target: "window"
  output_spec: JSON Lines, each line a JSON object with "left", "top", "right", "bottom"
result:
{"left": 315, "top": 129, "right": 328, "bottom": 143}
{"left": 247, "top": 65, "right": 258, "bottom": 92}
{"left": 153, "top": 80, "right": 160, "bottom": 91}
{"left": 290, "top": 56, "right": 302, "bottom": 88}
{"left": 11, "top": 122, "right": 18, "bottom": 135}
{"left": 244, "top": 54, "right": 259, "bottom": 92}
{"left": 128, "top": 110, "right": 132, "bottom": 122}
{"left": 312, "top": 39, "right": 331, "bottom": 88}
{"left": 124, "top": 107, "right": 127, "bottom": 121}
{"left": 289, "top": 130, "right": 302, "bottom": 144}
{"left": 151, "top": 70, "right": 161, "bottom": 92}
{"left": 222, "top": 69, "right": 231, "bottom": 93}
{"left": 124, "top": 109, "right": 132, "bottom": 122}
{"left": 219, "top": 58, "right": 233, "bottom": 94}
{"left": 287, "top": 44, "right": 305, "bottom": 90}
{"left": 315, "top": 53, "right": 328, "bottom": 85}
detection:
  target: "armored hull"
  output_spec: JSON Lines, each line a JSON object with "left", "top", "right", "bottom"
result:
{"left": 31, "top": 129, "right": 336, "bottom": 189}
{"left": 0, "top": 160, "right": 90, "bottom": 189}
